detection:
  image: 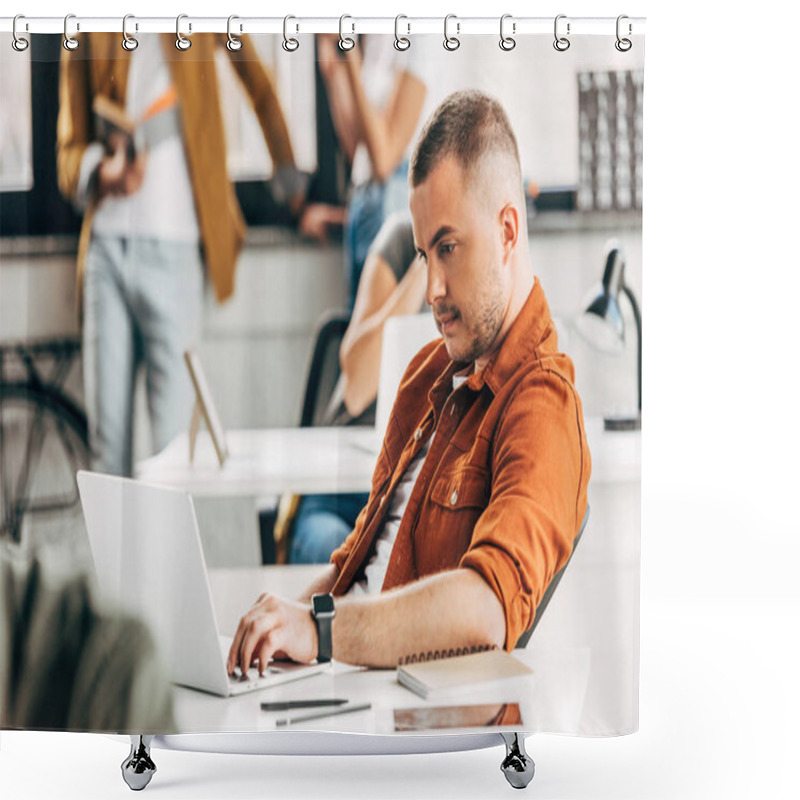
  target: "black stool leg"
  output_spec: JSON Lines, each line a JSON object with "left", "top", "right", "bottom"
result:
{"left": 500, "top": 732, "right": 535, "bottom": 789}
{"left": 121, "top": 735, "right": 156, "bottom": 791}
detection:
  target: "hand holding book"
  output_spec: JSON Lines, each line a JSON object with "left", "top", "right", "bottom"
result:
{"left": 96, "top": 132, "right": 147, "bottom": 199}
{"left": 92, "top": 87, "right": 179, "bottom": 200}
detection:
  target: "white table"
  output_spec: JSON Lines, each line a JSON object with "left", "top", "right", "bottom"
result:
{"left": 136, "top": 426, "right": 381, "bottom": 496}
{"left": 136, "top": 416, "right": 638, "bottom": 495}
{"left": 166, "top": 566, "right": 592, "bottom": 738}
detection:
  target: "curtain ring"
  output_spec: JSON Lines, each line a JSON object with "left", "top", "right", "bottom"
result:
{"left": 394, "top": 14, "right": 410, "bottom": 51}
{"left": 444, "top": 14, "right": 460, "bottom": 51}
{"left": 615, "top": 15, "right": 632, "bottom": 52}
{"left": 499, "top": 14, "right": 516, "bottom": 51}
{"left": 12, "top": 15, "right": 29, "bottom": 52}
{"left": 176, "top": 14, "right": 192, "bottom": 51}
{"left": 63, "top": 13, "right": 79, "bottom": 51}
{"left": 227, "top": 15, "right": 243, "bottom": 51}
{"left": 339, "top": 15, "right": 355, "bottom": 51}
{"left": 122, "top": 14, "right": 138, "bottom": 51}
{"left": 282, "top": 15, "right": 299, "bottom": 52}
{"left": 553, "top": 14, "right": 570, "bottom": 52}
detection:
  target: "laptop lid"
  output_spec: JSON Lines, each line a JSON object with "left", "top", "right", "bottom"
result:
{"left": 376, "top": 313, "right": 439, "bottom": 439}
{"left": 77, "top": 471, "right": 231, "bottom": 696}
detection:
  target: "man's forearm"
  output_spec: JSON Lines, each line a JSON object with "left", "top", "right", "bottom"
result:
{"left": 331, "top": 569, "right": 506, "bottom": 668}
{"left": 297, "top": 563, "right": 339, "bottom": 604}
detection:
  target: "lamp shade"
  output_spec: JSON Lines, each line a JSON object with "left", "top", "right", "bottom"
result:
{"left": 576, "top": 287, "right": 625, "bottom": 354}
{"left": 575, "top": 239, "right": 642, "bottom": 429}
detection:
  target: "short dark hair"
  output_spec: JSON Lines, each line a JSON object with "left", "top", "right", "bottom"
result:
{"left": 409, "top": 90, "right": 521, "bottom": 188}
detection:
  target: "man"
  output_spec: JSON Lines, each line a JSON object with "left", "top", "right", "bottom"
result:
{"left": 57, "top": 33, "right": 301, "bottom": 477}
{"left": 227, "top": 89, "right": 591, "bottom": 672}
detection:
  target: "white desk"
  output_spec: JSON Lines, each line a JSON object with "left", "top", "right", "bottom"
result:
{"left": 167, "top": 566, "right": 592, "bottom": 738}
{"left": 136, "top": 426, "right": 380, "bottom": 496}
{"left": 136, "top": 416, "right": 638, "bottom": 495}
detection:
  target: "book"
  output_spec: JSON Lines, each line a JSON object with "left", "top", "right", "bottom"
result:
{"left": 394, "top": 702, "right": 523, "bottom": 732}
{"left": 396, "top": 648, "right": 533, "bottom": 700}
{"left": 93, "top": 87, "right": 180, "bottom": 159}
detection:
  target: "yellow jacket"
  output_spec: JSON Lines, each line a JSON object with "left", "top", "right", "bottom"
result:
{"left": 57, "top": 32, "right": 296, "bottom": 306}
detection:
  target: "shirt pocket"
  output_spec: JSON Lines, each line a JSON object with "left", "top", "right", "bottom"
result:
{"left": 416, "top": 467, "right": 491, "bottom": 572}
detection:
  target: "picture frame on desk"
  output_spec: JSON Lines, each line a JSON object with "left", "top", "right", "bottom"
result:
{"left": 184, "top": 348, "right": 229, "bottom": 467}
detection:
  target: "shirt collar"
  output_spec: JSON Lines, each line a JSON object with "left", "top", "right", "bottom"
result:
{"left": 465, "top": 276, "right": 555, "bottom": 396}
{"left": 425, "top": 276, "right": 555, "bottom": 408}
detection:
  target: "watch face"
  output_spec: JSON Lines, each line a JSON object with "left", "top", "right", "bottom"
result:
{"left": 312, "top": 593, "right": 335, "bottom": 616}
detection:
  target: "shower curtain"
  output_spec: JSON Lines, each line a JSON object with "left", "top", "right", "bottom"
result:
{"left": 0, "top": 20, "right": 643, "bottom": 743}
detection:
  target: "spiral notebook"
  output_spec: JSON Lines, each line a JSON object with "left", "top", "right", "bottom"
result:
{"left": 397, "top": 647, "right": 533, "bottom": 699}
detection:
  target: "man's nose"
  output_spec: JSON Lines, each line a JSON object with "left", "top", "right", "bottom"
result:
{"left": 426, "top": 258, "right": 446, "bottom": 307}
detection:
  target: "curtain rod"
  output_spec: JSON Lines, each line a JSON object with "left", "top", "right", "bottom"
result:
{"left": 1, "top": 16, "right": 646, "bottom": 37}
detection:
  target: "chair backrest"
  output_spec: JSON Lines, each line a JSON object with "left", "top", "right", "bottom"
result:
{"left": 514, "top": 505, "right": 590, "bottom": 649}
{"left": 300, "top": 311, "right": 351, "bottom": 428}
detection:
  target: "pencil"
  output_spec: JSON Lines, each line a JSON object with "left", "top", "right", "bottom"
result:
{"left": 275, "top": 702, "right": 372, "bottom": 727}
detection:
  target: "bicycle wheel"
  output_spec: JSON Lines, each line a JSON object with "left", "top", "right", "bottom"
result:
{"left": 0, "top": 382, "right": 91, "bottom": 569}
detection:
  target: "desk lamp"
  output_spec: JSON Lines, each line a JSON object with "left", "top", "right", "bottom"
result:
{"left": 576, "top": 239, "right": 641, "bottom": 431}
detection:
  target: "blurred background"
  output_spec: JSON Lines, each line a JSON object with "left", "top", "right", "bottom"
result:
{"left": 0, "top": 32, "right": 643, "bottom": 575}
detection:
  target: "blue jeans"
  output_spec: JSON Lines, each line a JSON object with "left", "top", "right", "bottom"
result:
{"left": 344, "top": 162, "right": 410, "bottom": 309}
{"left": 289, "top": 492, "right": 370, "bottom": 565}
{"left": 82, "top": 234, "right": 204, "bottom": 476}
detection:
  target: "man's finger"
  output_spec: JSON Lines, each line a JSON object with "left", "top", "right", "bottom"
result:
{"left": 256, "top": 627, "right": 286, "bottom": 675}
{"left": 239, "top": 617, "right": 279, "bottom": 675}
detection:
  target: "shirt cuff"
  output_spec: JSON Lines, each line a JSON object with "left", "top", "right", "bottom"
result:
{"left": 460, "top": 549, "right": 533, "bottom": 652}
{"left": 74, "top": 142, "right": 105, "bottom": 211}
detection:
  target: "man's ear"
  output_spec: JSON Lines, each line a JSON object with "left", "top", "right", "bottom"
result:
{"left": 499, "top": 202, "right": 520, "bottom": 265}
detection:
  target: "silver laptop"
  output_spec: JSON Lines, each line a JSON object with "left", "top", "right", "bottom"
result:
{"left": 77, "top": 471, "right": 329, "bottom": 697}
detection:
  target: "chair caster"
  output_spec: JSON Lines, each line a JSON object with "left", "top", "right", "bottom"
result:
{"left": 500, "top": 733, "right": 535, "bottom": 789}
{"left": 121, "top": 735, "right": 156, "bottom": 791}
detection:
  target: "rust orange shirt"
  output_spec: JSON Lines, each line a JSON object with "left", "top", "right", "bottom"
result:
{"left": 330, "top": 278, "right": 591, "bottom": 650}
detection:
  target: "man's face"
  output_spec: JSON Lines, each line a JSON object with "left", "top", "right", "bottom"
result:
{"left": 410, "top": 156, "right": 509, "bottom": 365}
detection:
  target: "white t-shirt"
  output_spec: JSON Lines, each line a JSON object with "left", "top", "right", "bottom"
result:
{"left": 87, "top": 35, "right": 200, "bottom": 243}
{"left": 348, "top": 367, "right": 473, "bottom": 596}
{"left": 349, "top": 34, "right": 440, "bottom": 187}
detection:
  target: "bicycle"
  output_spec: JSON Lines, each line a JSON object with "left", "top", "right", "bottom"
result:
{"left": 0, "top": 337, "right": 90, "bottom": 558}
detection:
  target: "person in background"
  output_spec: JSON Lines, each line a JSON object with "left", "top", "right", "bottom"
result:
{"left": 302, "top": 33, "right": 433, "bottom": 309}
{"left": 289, "top": 212, "right": 428, "bottom": 564}
{"left": 57, "top": 33, "right": 304, "bottom": 477}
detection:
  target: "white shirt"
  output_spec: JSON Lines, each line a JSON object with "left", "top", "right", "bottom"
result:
{"left": 349, "top": 34, "right": 438, "bottom": 187}
{"left": 84, "top": 35, "right": 200, "bottom": 243}
{"left": 348, "top": 367, "right": 473, "bottom": 596}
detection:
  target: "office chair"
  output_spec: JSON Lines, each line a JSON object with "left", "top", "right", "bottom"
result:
{"left": 514, "top": 504, "right": 590, "bottom": 649}
{"left": 299, "top": 310, "right": 351, "bottom": 428}
{"left": 260, "top": 310, "right": 351, "bottom": 563}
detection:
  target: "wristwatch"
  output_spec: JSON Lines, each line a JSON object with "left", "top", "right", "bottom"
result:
{"left": 311, "top": 593, "right": 335, "bottom": 663}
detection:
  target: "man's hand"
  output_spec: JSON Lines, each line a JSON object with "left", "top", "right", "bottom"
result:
{"left": 298, "top": 203, "right": 346, "bottom": 244}
{"left": 226, "top": 593, "right": 319, "bottom": 676}
{"left": 96, "top": 133, "right": 147, "bottom": 199}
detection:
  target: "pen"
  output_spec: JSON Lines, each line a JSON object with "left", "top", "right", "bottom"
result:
{"left": 275, "top": 702, "right": 372, "bottom": 727}
{"left": 261, "top": 699, "right": 348, "bottom": 712}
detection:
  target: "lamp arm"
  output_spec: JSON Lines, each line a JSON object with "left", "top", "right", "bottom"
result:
{"left": 622, "top": 284, "right": 642, "bottom": 414}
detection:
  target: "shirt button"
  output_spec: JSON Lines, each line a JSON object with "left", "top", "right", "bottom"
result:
{"left": 379, "top": 494, "right": 385, "bottom": 507}
{"left": 450, "top": 489, "right": 458, "bottom": 506}
{"left": 414, "top": 428, "right": 422, "bottom": 442}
